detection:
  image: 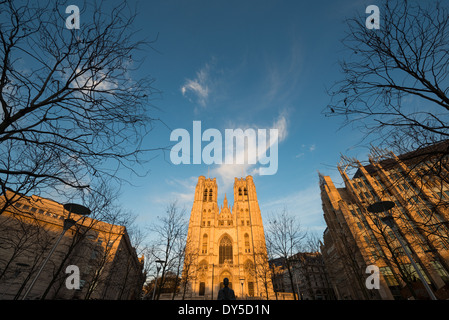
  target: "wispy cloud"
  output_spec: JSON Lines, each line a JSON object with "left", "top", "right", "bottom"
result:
{"left": 144, "top": 176, "right": 197, "bottom": 214}
{"left": 261, "top": 40, "right": 304, "bottom": 106}
{"left": 260, "top": 183, "right": 326, "bottom": 233}
{"left": 296, "top": 143, "right": 316, "bottom": 159}
{"left": 181, "top": 62, "right": 213, "bottom": 108}
{"left": 211, "top": 110, "right": 289, "bottom": 192}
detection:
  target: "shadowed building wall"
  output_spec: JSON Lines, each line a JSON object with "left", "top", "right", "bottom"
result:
{"left": 0, "top": 191, "right": 145, "bottom": 300}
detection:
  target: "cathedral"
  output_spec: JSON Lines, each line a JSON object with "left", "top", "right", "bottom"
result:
{"left": 183, "top": 175, "right": 274, "bottom": 299}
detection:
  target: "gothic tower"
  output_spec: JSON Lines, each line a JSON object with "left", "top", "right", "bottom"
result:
{"left": 184, "top": 175, "right": 274, "bottom": 299}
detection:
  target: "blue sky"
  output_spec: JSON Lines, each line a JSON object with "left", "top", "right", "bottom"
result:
{"left": 113, "top": 0, "right": 380, "bottom": 238}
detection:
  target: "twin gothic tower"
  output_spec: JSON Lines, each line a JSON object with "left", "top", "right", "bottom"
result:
{"left": 184, "top": 175, "right": 274, "bottom": 299}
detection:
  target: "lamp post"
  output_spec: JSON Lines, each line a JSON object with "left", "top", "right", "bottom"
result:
{"left": 152, "top": 259, "right": 165, "bottom": 300}
{"left": 211, "top": 263, "right": 214, "bottom": 300}
{"left": 367, "top": 201, "right": 437, "bottom": 300}
{"left": 22, "top": 203, "right": 91, "bottom": 300}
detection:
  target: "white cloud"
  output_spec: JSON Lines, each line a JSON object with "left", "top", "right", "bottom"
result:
{"left": 71, "top": 68, "right": 119, "bottom": 91}
{"left": 272, "top": 111, "right": 288, "bottom": 143}
{"left": 211, "top": 111, "right": 289, "bottom": 192}
{"left": 143, "top": 176, "right": 198, "bottom": 217}
{"left": 181, "top": 62, "right": 212, "bottom": 108}
{"left": 165, "top": 176, "right": 197, "bottom": 204}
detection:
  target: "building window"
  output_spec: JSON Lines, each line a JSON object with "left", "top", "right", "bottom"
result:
{"left": 431, "top": 260, "right": 449, "bottom": 283}
{"left": 379, "top": 266, "right": 399, "bottom": 286}
{"left": 202, "top": 234, "right": 208, "bottom": 254}
{"left": 199, "top": 282, "right": 205, "bottom": 296}
{"left": 209, "top": 190, "right": 213, "bottom": 201}
{"left": 203, "top": 189, "right": 208, "bottom": 202}
{"left": 239, "top": 188, "right": 242, "bottom": 196}
{"left": 219, "top": 236, "right": 233, "bottom": 264}
{"left": 248, "top": 282, "right": 254, "bottom": 297}
{"left": 244, "top": 233, "right": 250, "bottom": 253}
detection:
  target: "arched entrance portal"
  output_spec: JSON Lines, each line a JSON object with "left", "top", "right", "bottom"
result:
{"left": 219, "top": 270, "right": 233, "bottom": 290}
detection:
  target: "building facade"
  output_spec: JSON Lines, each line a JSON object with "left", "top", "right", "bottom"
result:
{"left": 183, "top": 176, "right": 274, "bottom": 299}
{"left": 320, "top": 144, "right": 449, "bottom": 300}
{"left": 270, "top": 252, "right": 336, "bottom": 300}
{"left": 0, "top": 191, "right": 145, "bottom": 300}
{"left": 293, "top": 252, "right": 336, "bottom": 300}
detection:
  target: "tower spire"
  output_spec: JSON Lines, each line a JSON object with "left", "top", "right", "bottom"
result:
{"left": 223, "top": 193, "right": 228, "bottom": 208}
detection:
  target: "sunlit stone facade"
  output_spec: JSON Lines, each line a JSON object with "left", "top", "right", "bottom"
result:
{"left": 184, "top": 175, "right": 274, "bottom": 299}
{"left": 320, "top": 144, "right": 449, "bottom": 300}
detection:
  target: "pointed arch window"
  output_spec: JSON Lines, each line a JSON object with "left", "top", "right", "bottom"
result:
{"left": 203, "top": 189, "right": 208, "bottom": 202}
{"left": 244, "top": 188, "right": 248, "bottom": 196}
{"left": 238, "top": 188, "right": 242, "bottom": 196}
{"left": 209, "top": 189, "right": 213, "bottom": 201}
{"left": 219, "top": 235, "right": 233, "bottom": 264}
{"left": 202, "top": 234, "right": 208, "bottom": 254}
{"left": 244, "top": 233, "right": 251, "bottom": 253}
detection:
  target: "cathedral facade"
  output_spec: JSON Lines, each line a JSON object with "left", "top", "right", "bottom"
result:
{"left": 184, "top": 175, "right": 274, "bottom": 299}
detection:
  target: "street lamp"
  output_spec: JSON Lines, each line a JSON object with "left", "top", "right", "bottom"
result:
{"left": 239, "top": 278, "right": 245, "bottom": 299}
{"left": 211, "top": 263, "right": 215, "bottom": 300}
{"left": 22, "top": 203, "right": 91, "bottom": 300}
{"left": 152, "top": 259, "right": 165, "bottom": 300}
{"left": 367, "top": 200, "right": 437, "bottom": 300}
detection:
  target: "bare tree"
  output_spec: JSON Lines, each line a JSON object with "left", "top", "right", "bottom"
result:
{"left": 180, "top": 238, "right": 198, "bottom": 300}
{"left": 253, "top": 242, "right": 273, "bottom": 300}
{"left": 0, "top": 0, "right": 160, "bottom": 211}
{"left": 141, "top": 244, "right": 158, "bottom": 299}
{"left": 170, "top": 220, "right": 189, "bottom": 300}
{"left": 0, "top": 179, "right": 146, "bottom": 300}
{"left": 265, "top": 208, "right": 306, "bottom": 300}
{"left": 147, "top": 201, "right": 187, "bottom": 300}
{"left": 326, "top": 0, "right": 449, "bottom": 154}
{"left": 0, "top": 207, "right": 56, "bottom": 299}
{"left": 324, "top": 2, "right": 449, "bottom": 286}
